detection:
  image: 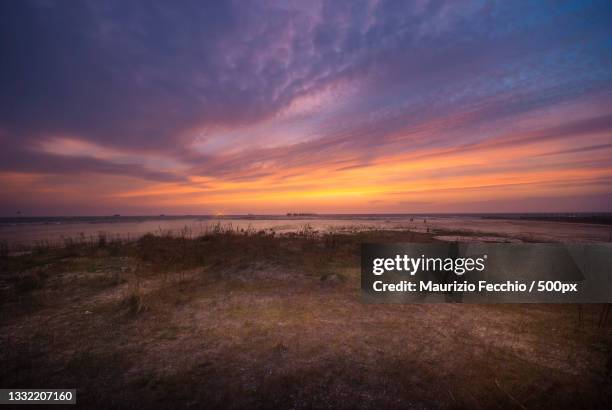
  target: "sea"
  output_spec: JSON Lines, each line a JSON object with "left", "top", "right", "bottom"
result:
{"left": 0, "top": 213, "right": 611, "bottom": 247}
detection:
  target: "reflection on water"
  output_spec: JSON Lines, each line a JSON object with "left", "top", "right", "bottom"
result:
{"left": 0, "top": 215, "right": 610, "bottom": 246}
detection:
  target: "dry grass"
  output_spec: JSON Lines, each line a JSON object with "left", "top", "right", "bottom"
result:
{"left": 0, "top": 228, "right": 610, "bottom": 409}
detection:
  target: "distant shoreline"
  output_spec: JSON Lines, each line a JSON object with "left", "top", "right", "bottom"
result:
{"left": 483, "top": 214, "right": 612, "bottom": 225}
{"left": 1, "top": 212, "right": 611, "bottom": 226}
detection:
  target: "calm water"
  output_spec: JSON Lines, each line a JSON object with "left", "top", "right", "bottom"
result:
{"left": 1, "top": 214, "right": 611, "bottom": 246}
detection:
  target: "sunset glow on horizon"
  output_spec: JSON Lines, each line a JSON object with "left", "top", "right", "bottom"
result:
{"left": 1, "top": 1, "right": 611, "bottom": 216}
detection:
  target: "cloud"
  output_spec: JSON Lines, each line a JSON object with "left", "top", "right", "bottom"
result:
{"left": 1, "top": 0, "right": 612, "bottom": 214}
{"left": 0, "top": 143, "right": 185, "bottom": 182}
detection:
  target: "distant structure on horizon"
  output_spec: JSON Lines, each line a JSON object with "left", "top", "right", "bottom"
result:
{"left": 286, "top": 213, "right": 318, "bottom": 217}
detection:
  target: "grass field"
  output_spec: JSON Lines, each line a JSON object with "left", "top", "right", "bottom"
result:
{"left": 1, "top": 228, "right": 610, "bottom": 409}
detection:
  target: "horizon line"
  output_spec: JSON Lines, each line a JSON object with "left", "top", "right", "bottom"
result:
{"left": 2, "top": 212, "right": 612, "bottom": 218}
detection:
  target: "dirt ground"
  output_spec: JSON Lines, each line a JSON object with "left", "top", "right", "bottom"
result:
{"left": 1, "top": 230, "right": 610, "bottom": 409}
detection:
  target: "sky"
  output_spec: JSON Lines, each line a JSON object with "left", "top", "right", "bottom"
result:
{"left": 1, "top": 0, "right": 611, "bottom": 216}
